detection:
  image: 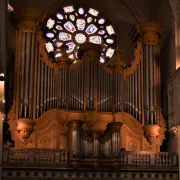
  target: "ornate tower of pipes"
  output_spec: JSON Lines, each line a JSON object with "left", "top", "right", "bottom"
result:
{"left": 8, "top": 8, "right": 42, "bottom": 142}
{"left": 138, "top": 22, "right": 163, "bottom": 144}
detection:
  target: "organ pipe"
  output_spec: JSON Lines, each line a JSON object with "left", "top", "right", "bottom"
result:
{"left": 67, "top": 120, "right": 83, "bottom": 158}
{"left": 93, "top": 133, "right": 100, "bottom": 159}
{"left": 106, "top": 122, "right": 122, "bottom": 158}
{"left": 138, "top": 22, "right": 162, "bottom": 125}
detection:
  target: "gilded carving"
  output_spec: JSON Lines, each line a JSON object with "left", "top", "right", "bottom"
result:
{"left": 143, "top": 124, "right": 160, "bottom": 144}
{"left": 137, "top": 22, "right": 163, "bottom": 46}
{"left": 128, "top": 140, "right": 137, "bottom": 151}
{"left": 7, "top": 104, "right": 16, "bottom": 120}
{"left": 15, "top": 7, "right": 42, "bottom": 33}
{"left": 67, "top": 120, "right": 84, "bottom": 131}
{"left": 16, "top": 118, "right": 35, "bottom": 140}
{"left": 122, "top": 41, "right": 142, "bottom": 76}
{"left": 40, "top": 136, "right": 51, "bottom": 148}
{"left": 78, "top": 43, "right": 102, "bottom": 61}
{"left": 8, "top": 109, "right": 165, "bottom": 151}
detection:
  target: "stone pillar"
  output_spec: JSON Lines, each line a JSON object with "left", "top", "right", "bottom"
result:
{"left": 106, "top": 122, "right": 122, "bottom": 158}
{"left": 92, "top": 132, "right": 100, "bottom": 159}
{"left": 67, "top": 120, "right": 83, "bottom": 158}
{"left": 14, "top": 7, "right": 42, "bottom": 120}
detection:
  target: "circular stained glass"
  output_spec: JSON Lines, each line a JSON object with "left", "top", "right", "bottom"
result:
{"left": 75, "top": 33, "right": 86, "bottom": 44}
{"left": 43, "top": 5, "right": 116, "bottom": 62}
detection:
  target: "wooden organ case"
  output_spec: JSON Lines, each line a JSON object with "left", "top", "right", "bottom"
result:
{"left": 7, "top": 8, "right": 166, "bottom": 158}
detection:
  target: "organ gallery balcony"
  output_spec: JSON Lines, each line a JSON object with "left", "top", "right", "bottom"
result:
{"left": 2, "top": 148, "right": 178, "bottom": 171}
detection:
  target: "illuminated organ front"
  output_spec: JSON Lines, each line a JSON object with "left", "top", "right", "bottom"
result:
{"left": 8, "top": 6, "right": 165, "bottom": 157}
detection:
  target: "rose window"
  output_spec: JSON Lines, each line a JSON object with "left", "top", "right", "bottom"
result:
{"left": 43, "top": 6, "right": 116, "bottom": 63}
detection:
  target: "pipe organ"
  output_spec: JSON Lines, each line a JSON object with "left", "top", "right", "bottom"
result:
{"left": 7, "top": 7, "right": 166, "bottom": 153}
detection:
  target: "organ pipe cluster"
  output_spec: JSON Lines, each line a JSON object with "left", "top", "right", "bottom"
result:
{"left": 12, "top": 8, "right": 163, "bottom": 129}
{"left": 67, "top": 121, "right": 122, "bottom": 159}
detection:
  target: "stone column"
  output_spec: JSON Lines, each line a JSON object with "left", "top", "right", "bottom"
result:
{"left": 106, "top": 122, "right": 122, "bottom": 158}
{"left": 138, "top": 22, "right": 163, "bottom": 144}
{"left": 92, "top": 132, "right": 100, "bottom": 159}
{"left": 67, "top": 120, "right": 83, "bottom": 158}
{"left": 14, "top": 7, "right": 42, "bottom": 120}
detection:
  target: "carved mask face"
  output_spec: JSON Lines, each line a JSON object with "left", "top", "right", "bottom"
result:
{"left": 147, "top": 134, "right": 158, "bottom": 143}
{"left": 18, "top": 130, "right": 31, "bottom": 139}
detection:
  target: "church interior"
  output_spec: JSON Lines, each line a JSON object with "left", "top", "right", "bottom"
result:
{"left": 0, "top": 0, "right": 180, "bottom": 179}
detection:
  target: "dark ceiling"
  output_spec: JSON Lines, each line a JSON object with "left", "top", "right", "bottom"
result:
{"left": 11, "top": 0, "right": 174, "bottom": 64}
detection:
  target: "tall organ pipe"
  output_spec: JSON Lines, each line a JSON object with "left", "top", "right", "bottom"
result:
{"left": 40, "top": 60, "right": 44, "bottom": 115}
{"left": 138, "top": 22, "right": 162, "bottom": 125}
{"left": 15, "top": 8, "right": 42, "bottom": 119}
{"left": 33, "top": 37, "right": 38, "bottom": 120}
{"left": 18, "top": 32, "right": 37, "bottom": 119}
{"left": 44, "top": 62, "right": 47, "bottom": 111}
{"left": 36, "top": 46, "right": 41, "bottom": 118}
{"left": 24, "top": 33, "right": 31, "bottom": 118}
{"left": 19, "top": 32, "right": 25, "bottom": 118}
{"left": 138, "top": 63, "right": 141, "bottom": 123}
{"left": 28, "top": 33, "right": 35, "bottom": 119}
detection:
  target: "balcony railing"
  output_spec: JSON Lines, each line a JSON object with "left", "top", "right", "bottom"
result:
{"left": 2, "top": 148, "right": 178, "bottom": 169}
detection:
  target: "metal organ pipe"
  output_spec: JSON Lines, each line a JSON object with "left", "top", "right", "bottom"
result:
{"left": 120, "top": 75, "right": 123, "bottom": 112}
{"left": 29, "top": 33, "right": 35, "bottom": 119}
{"left": 154, "top": 48, "right": 157, "bottom": 123}
{"left": 40, "top": 60, "right": 44, "bottom": 115}
{"left": 107, "top": 122, "right": 122, "bottom": 158}
{"left": 18, "top": 32, "right": 38, "bottom": 119}
{"left": 135, "top": 69, "right": 138, "bottom": 119}
{"left": 44, "top": 65, "right": 48, "bottom": 111}
{"left": 36, "top": 46, "right": 41, "bottom": 118}
{"left": 132, "top": 73, "right": 134, "bottom": 117}
{"left": 19, "top": 32, "right": 25, "bottom": 118}
{"left": 33, "top": 37, "right": 38, "bottom": 120}
{"left": 15, "top": 8, "right": 42, "bottom": 119}
{"left": 46, "top": 66, "right": 50, "bottom": 110}
{"left": 67, "top": 120, "right": 83, "bottom": 158}
{"left": 138, "top": 64, "right": 141, "bottom": 123}
{"left": 138, "top": 22, "right": 162, "bottom": 125}
{"left": 24, "top": 33, "right": 30, "bottom": 118}
{"left": 52, "top": 69, "right": 54, "bottom": 109}
{"left": 149, "top": 45, "right": 154, "bottom": 124}
{"left": 93, "top": 133, "right": 100, "bottom": 159}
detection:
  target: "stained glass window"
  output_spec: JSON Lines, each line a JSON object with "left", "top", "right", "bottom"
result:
{"left": 89, "top": 36, "right": 101, "bottom": 44}
{"left": 88, "top": 8, "right": 99, "bottom": 16}
{"left": 46, "top": 18, "right": 55, "bottom": 29}
{"left": 64, "top": 6, "right": 74, "bottom": 13}
{"left": 86, "top": 24, "right": 98, "bottom": 35}
{"left": 66, "top": 42, "right": 76, "bottom": 53}
{"left": 43, "top": 5, "right": 116, "bottom": 62}
{"left": 70, "top": 15, "right": 75, "bottom": 21}
{"left": 56, "top": 14, "right": 63, "bottom": 20}
{"left": 75, "top": 33, "right": 86, "bottom": 44}
{"left": 76, "top": 19, "right": 86, "bottom": 30}
{"left": 64, "top": 21, "right": 76, "bottom": 33}
{"left": 59, "top": 32, "right": 72, "bottom": 41}
{"left": 78, "top": 8, "right": 84, "bottom": 15}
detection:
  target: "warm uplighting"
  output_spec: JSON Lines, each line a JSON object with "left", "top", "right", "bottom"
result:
{"left": 8, "top": 4, "right": 14, "bottom": 12}
{"left": 0, "top": 73, "right": 5, "bottom": 81}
